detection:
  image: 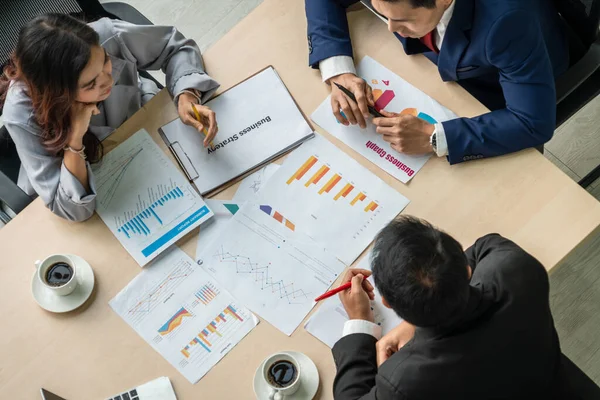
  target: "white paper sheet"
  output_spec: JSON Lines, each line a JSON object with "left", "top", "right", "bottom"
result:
{"left": 92, "top": 130, "right": 213, "bottom": 266}
{"left": 304, "top": 252, "right": 403, "bottom": 348}
{"left": 160, "top": 67, "right": 313, "bottom": 194}
{"left": 232, "top": 164, "right": 280, "bottom": 202}
{"left": 195, "top": 199, "right": 245, "bottom": 260}
{"left": 311, "top": 56, "right": 458, "bottom": 183}
{"left": 256, "top": 134, "right": 410, "bottom": 266}
{"left": 197, "top": 204, "right": 346, "bottom": 336}
{"left": 110, "top": 247, "right": 258, "bottom": 384}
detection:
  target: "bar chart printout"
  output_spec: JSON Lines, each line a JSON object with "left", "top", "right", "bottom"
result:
{"left": 110, "top": 247, "right": 258, "bottom": 383}
{"left": 93, "top": 130, "right": 213, "bottom": 266}
{"left": 258, "top": 134, "right": 410, "bottom": 265}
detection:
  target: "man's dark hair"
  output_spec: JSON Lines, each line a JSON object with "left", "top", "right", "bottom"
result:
{"left": 380, "top": 0, "right": 438, "bottom": 9}
{"left": 372, "top": 216, "right": 470, "bottom": 328}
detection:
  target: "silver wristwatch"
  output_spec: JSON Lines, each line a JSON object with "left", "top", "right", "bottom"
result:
{"left": 429, "top": 126, "right": 438, "bottom": 154}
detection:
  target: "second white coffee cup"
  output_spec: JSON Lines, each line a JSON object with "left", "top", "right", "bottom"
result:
{"left": 262, "top": 352, "right": 302, "bottom": 400}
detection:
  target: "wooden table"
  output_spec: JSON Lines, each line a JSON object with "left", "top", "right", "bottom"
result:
{"left": 2, "top": 0, "right": 600, "bottom": 398}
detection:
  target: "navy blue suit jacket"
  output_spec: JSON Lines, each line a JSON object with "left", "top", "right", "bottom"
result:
{"left": 305, "top": 0, "right": 569, "bottom": 164}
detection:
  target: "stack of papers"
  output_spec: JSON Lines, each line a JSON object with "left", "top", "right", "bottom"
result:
{"left": 159, "top": 67, "right": 314, "bottom": 195}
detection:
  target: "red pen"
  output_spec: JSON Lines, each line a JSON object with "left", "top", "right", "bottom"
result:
{"left": 314, "top": 281, "right": 353, "bottom": 302}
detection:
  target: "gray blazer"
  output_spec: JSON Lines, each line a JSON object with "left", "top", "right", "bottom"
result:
{"left": 2, "top": 18, "right": 219, "bottom": 221}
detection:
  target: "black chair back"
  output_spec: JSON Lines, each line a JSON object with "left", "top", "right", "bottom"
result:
{"left": 554, "top": 0, "right": 600, "bottom": 48}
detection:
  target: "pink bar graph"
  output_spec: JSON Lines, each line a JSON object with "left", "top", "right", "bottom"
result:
{"left": 374, "top": 90, "right": 395, "bottom": 111}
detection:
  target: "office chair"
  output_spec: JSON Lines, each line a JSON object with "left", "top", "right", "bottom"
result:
{"left": 554, "top": 0, "right": 600, "bottom": 188}
{"left": 0, "top": 0, "right": 163, "bottom": 221}
{"left": 560, "top": 353, "right": 600, "bottom": 399}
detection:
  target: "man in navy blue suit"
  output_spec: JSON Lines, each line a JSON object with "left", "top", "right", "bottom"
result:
{"left": 305, "top": 0, "right": 569, "bottom": 164}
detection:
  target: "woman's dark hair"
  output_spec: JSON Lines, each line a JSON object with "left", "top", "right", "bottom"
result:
{"left": 372, "top": 216, "right": 470, "bottom": 328}
{"left": 0, "top": 13, "right": 103, "bottom": 162}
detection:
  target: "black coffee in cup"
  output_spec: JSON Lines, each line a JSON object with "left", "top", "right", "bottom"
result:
{"left": 45, "top": 262, "right": 73, "bottom": 287}
{"left": 267, "top": 360, "right": 298, "bottom": 388}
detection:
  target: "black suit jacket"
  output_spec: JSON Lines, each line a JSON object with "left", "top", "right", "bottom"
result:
{"left": 332, "top": 234, "right": 566, "bottom": 399}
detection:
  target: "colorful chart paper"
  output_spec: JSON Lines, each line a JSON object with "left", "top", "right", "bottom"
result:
{"left": 311, "top": 56, "right": 458, "bottom": 183}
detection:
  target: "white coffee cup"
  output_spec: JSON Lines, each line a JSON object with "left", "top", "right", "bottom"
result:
{"left": 262, "top": 352, "right": 302, "bottom": 400}
{"left": 34, "top": 254, "right": 78, "bottom": 296}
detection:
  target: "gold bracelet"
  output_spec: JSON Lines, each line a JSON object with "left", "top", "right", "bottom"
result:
{"left": 63, "top": 145, "right": 87, "bottom": 160}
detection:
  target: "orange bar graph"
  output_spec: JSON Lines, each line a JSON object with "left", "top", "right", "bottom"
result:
{"left": 364, "top": 201, "right": 379, "bottom": 212}
{"left": 351, "top": 192, "right": 366, "bottom": 206}
{"left": 334, "top": 183, "right": 354, "bottom": 201}
{"left": 285, "top": 220, "right": 295, "bottom": 231}
{"left": 273, "top": 211, "right": 284, "bottom": 223}
{"left": 181, "top": 348, "right": 190, "bottom": 358}
{"left": 305, "top": 165, "right": 330, "bottom": 187}
{"left": 318, "top": 174, "right": 341, "bottom": 194}
{"left": 198, "top": 334, "right": 211, "bottom": 347}
{"left": 287, "top": 156, "right": 318, "bottom": 185}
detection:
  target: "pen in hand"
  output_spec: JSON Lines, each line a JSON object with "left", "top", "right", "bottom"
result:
{"left": 334, "top": 82, "right": 384, "bottom": 118}
{"left": 190, "top": 103, "right": 214, "bottom": 147}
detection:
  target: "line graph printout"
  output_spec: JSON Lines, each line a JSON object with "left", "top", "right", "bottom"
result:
{"left": 311, "top": 56, "right": 458, "bottom": 183}
{"left": 257, "top": 134, "right": 410, "bottom": 265}
{"left": 93, "top": 130, "right": 213, "bottom": 266}
{"left": 304, "top": 252, "right": 403, "bottom": 348}
{"left": 197, "top": 204, "right": 345, "bottom": 335}
{"left": 110, "top": 247, "right": 258, "bottom": 384}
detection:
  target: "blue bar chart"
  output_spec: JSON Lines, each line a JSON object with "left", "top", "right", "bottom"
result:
{"left": 117, "top": 187, "right": 184, "bottom": 238}
{"left": 93, "top": 130, "right": 213, "bottom": 266}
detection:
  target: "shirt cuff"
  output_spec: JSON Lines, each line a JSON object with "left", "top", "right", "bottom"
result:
{"left": 172, "top": 72, "right": 220, "bottom": 105}
{"left": 319, "top": 56, "right": 357, "bottom": 83}
{"left": 434, "top": 122, "right": 448, "bottom": 157}
{"left": 343, "top": 319, "right": 383, "bottom": 340}
{"left": 59, "top": 160, "right": 96, "bottom": 204}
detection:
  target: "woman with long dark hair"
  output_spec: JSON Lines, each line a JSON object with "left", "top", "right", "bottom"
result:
{"left": 0, "top": 14, "right": 219, "bottom": 221}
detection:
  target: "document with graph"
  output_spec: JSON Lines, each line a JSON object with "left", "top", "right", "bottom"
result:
{"left": 257, "top": 134, "right": 410, "bottom": 265}
{"left": 110, "top": 247, "right": 258, "bottom": 384}
{"left": 311, "top": 56, "right": 458, "bottom": 183}
{"left": 304, "top": 252, "right": 403, "bottom": 348}
{"left": 197, "top": 204, "right": 346, "bottom": 335}
{"left": 159, "top": 66, "right": 313, "bottom": 195}
{"left": 92, "top": 129, "right": 213, "bottom": 266}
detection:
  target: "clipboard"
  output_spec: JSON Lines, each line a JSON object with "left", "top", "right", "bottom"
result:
{"left": 159, "top": 65, "right": 315, "bottom": 197}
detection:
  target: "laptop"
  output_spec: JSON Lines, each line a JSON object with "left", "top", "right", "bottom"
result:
{"left": 41, "top": 376, "right": 177, "bottom": 400}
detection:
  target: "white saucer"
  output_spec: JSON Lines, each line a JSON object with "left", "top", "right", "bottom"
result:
{"left": 31, "top": 254, "right": 95, "bottom": 313}
{"left": 254, "top": 351, "right": 319, "bottom": 400}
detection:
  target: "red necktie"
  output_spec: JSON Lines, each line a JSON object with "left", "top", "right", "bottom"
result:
{"left": 420, "top": 30, "right": 439, "bottom": 54}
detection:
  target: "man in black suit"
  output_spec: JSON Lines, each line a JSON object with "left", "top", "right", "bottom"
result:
{"left": 334, "top": 216, "right": 566, "bottom": 399}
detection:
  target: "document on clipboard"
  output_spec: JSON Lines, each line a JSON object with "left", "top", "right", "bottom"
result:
{"left": 159, "top": 67, "right": 314, "bottom": 195}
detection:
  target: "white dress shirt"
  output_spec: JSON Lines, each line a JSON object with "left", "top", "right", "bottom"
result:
{"left": 320, "top": 0, "right": 456, "bottom": 158}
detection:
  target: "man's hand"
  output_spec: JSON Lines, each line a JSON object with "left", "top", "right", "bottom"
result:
{"left": 372, "top": 110, "right": 435, "bottom": 155}
{"left": 339, "top": 268, "right": 376, "bottom": 322}
{"left": 177, "top": 92, "right": 218, "bottom": 147}
{"left": 328, "top": 73, "right": 374, "bottom": 129}
{"left": 376, "top": 321, "right": 416, "bottom": 367}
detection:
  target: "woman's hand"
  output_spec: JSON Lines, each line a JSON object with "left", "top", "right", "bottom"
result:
{"left": 70, "top": 102, "right": 100, "bottom": 148}
{"left": 376, "top": 321, "right": 416, "bottom": 367}
{"left": 177, "top": 92, "right": 218, "bottom": 148}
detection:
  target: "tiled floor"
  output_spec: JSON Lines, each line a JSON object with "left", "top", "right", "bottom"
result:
{"left": 102, "top": 0, "right": 600, "bottom": 384}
